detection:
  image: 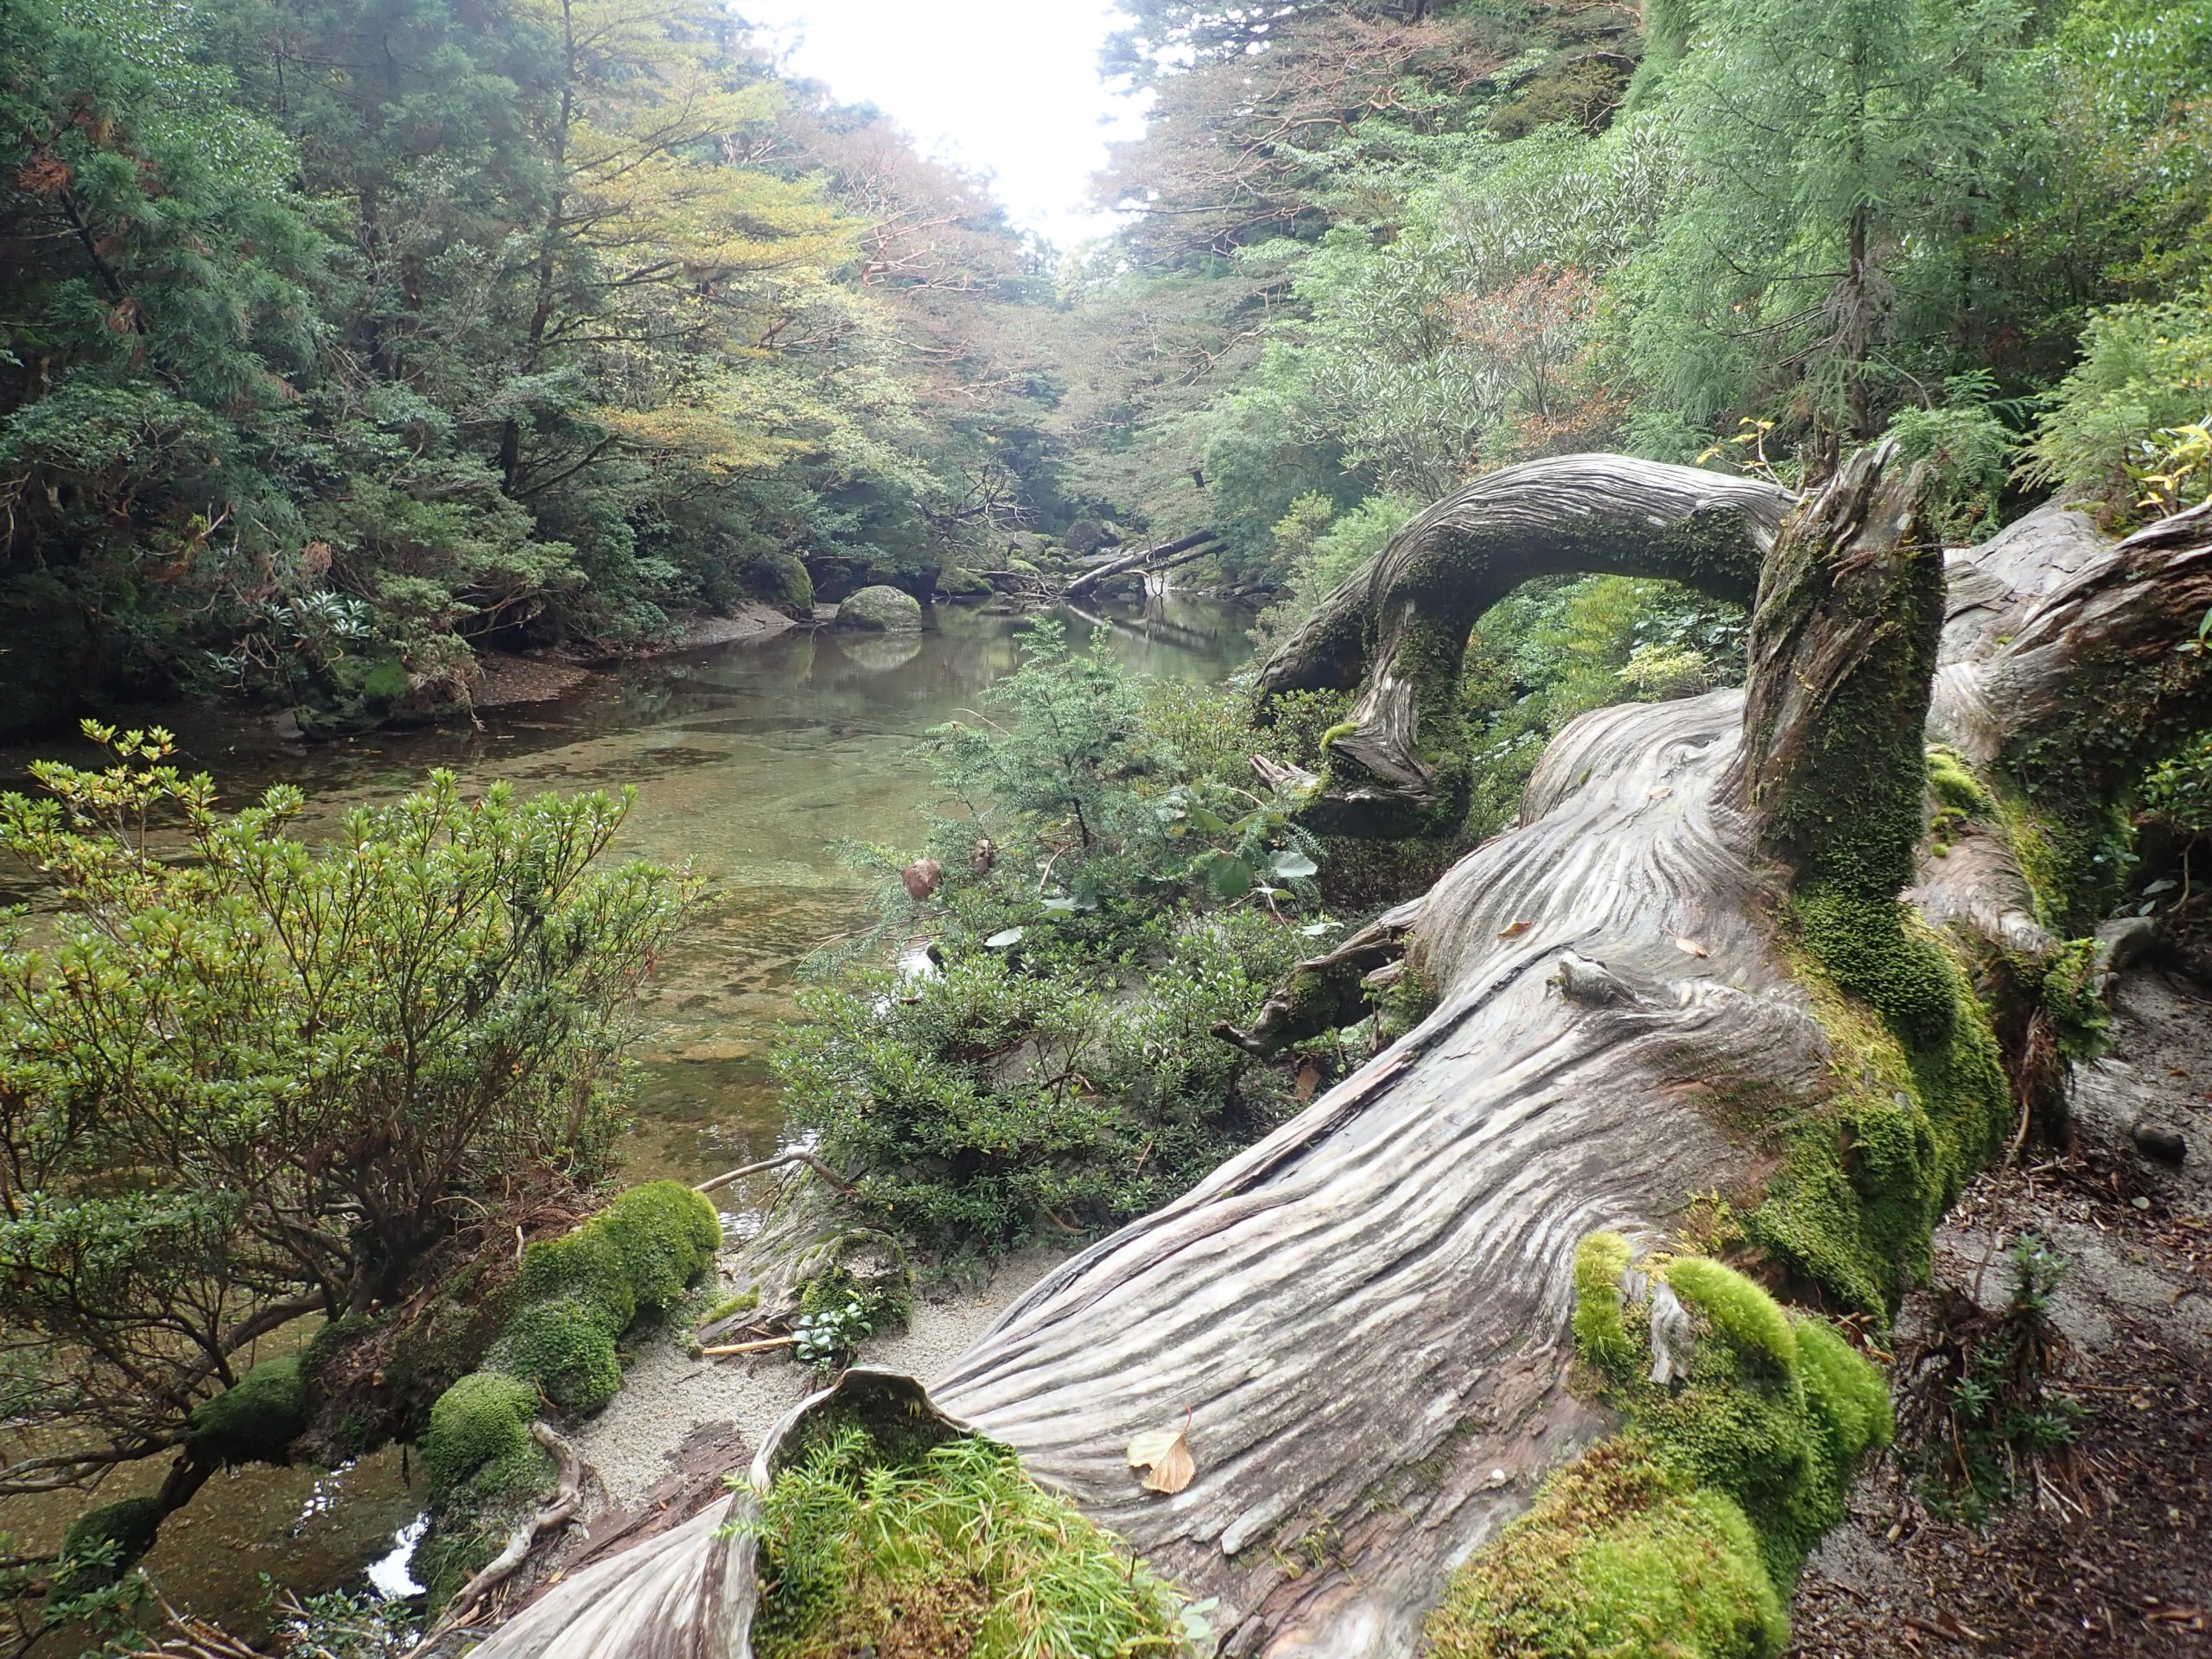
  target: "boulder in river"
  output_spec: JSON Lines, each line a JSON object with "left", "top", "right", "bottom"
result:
{"left": 836, "top": 584, "right": 924, "bottom": 632}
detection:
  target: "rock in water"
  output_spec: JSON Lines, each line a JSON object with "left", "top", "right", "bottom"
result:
{"left": 836, "top": 584, "right": 924, "bottom": 632}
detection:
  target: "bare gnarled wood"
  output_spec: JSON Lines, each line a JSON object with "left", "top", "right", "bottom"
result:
{"left": 1257, "top": 454, "right": 1792, "bottom": 829}
{"left": 467, "top": 467, "right": 2212, "bottom": 1659}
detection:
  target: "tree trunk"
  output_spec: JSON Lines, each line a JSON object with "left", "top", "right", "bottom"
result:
{"left": 1063, "top": 530, "right": 1222, "bottom": 598}
{"left": 463, "top": 464, "right": 2212, "bottom": 1659}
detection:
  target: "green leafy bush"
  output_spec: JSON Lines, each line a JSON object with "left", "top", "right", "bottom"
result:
{"left": 748, "top": 1430, "right": 1193, "bottom": 1659}
{"left": 1924, "top": 1235, "right": 2082, "bottom": 1520}
{"left": 1883, "top": 376, "right": 2018, "bottom": 543}
{"left": 779, "top": 632, "right": 1320, "bottom": 1253}
{"left": 780, "top": 912, "right": 1301, "bottom": 1251}
{"left": 2018, "top": 296, "right": 2212, "bottom": 524}
{"left": 0, "top": 728, "right": 691, "bottom": 1496}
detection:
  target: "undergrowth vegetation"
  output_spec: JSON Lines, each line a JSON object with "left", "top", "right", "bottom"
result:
{"left": 776, "top": 624, "right": 1348, "bottom": 1254}
{"left": 747, "top": 1428, "right": 1198, "bottom": 1659}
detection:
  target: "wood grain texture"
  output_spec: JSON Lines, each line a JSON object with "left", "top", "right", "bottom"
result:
{"left": 465, "top": 475, "right": 2212, "bottom": 1659}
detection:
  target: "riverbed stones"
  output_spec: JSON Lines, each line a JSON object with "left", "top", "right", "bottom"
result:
{"left": 836, "top": 583, "right": 925, "bottom": 632}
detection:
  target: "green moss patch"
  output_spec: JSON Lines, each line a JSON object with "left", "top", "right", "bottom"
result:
{"left": 56, "top": 1497, "right": 166, "bottom": 1594}
{"left": 1749, "top": 906, "right": 2012, "bottom": 1319}
{"left": 1425, "top": 1438, "right": 1787, "bottom": 1659}
{"left": 423, "top": 1370, "right": 540, "bottom": 1494}
{"left": 748, "top": 1429, "right": 1190, "bottom": 1659}
{"left": 188, "top": 1354, "right": 308, "bottom": 1467}
{"left": 600, "top": 1181, "right": 724, "bottom": 1312}
{"left": 420, "top": 1182, "right": 721, "bottom": 1503}
{"left": 1429, "top": 1234, "right": 1895, "bottom": 1656}
{"left": 488, "top": 1298, "right": 622, "bottom": 1413}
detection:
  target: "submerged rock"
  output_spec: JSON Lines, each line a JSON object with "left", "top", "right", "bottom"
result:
{"left": 935, "top": 566, "right": 994, "bottom": 601}
{"left": 836, "top": 584, "right": 925, "bottom": 632}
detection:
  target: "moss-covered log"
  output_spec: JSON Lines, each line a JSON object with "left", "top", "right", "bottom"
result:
{"left": 462, "top": 467, "right": 2212, "bottom": 1659}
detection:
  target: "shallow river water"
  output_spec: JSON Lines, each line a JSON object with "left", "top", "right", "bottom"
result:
{"left": 0, "top": 591, "right": 1249, "bottom": 1639}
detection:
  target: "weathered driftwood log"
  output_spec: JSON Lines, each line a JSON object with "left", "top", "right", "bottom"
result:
{"left": 467, "top": 463, "right": 2212, "bottom": 1659}
{"left": 1256, "top": 454, "right": 1793, "bottom": 831}
{"left": 1064, "top": 529, "right": 1222, "bottom": 598}
{"left": 463, "top": 1371, "right": 966, "bottom": 1659}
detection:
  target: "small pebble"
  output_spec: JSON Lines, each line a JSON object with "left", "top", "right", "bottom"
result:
{"left": 2130, "top": 1122, "right": 2187, "bottom": 1164}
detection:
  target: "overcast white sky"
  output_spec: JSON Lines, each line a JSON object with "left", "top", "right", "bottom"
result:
{"left": 737, "top": 1, "right": 1147, "bottom": 251}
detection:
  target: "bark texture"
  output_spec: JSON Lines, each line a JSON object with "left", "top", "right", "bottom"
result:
{"left": 467, "top": 467, "right": 2212, "bottom": 1659}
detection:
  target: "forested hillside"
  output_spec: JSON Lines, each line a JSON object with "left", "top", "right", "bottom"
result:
{"left": 0, "top": 0, "right": 1068, "bottom": 735}
{"left": 3, "top": 0, "right": 2205, "bottom": 748}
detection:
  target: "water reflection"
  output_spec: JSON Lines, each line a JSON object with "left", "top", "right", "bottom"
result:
{"left": 0, "top": 594, "right": 1252, "bottom": 1185}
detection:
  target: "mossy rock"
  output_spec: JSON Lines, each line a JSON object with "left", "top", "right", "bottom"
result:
{"left": 488, "top": 1298, "right": 622, "bottom": 1413}
{"left": 836, "top": 585, "right": 925, "bottom": 632}
{"left": 296, "top": 648, "right": 423, "bottom": 740}
{"left": 745, "top": 551, "right": 816, "bottom": 618}
{"left": 423, "top": 1370, "right": 539, "bottom": 1493}
{"left": 934, "top": 566, "right": 993, "bottom": 601}
{"left": 56, "top": 1497, "right": 166, "bottom": 1595}
{"left": 516, "top": 1227, "right": 637, "bottom": 1338}
{"left": 188, "top": 1355, "right": 309, "bottom": 1467}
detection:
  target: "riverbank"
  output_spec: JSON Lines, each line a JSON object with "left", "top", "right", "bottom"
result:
{"left": 473, "top": 601, "right": 800, "bottom": 711}
{"left": 567, "top": 1244, "right": 1068, "bottom": 1516}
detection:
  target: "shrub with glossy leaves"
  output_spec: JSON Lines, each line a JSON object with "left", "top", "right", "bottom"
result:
{"left": 0, "top": 728, "right": 692, "bottom": 1497}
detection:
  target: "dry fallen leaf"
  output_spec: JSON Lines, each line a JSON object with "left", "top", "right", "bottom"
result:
{"left": 1497, "top": 919, "right": 1534, "bottom": 939}
{"left": 1294, "top": 1060, "right": 1321, "bottom": 1102}
{"left": 1127, "top": 1419, "right": 1196, "bottom": 1495}
{"left": 1674, "top": 937, "right": 1709, "bottom": 959}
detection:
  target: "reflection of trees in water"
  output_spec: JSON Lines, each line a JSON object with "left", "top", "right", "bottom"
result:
{"left": 1063, "top": 591, "right": 1243, "bottom": 662}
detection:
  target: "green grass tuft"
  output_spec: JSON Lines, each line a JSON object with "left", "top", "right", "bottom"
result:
{"left": 749, "top": 1429, "right": 1192, "bottom": 1659}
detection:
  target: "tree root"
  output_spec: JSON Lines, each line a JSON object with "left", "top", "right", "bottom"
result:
{"left": 428, "top": 1421, "right": 584, "bottom": 1635}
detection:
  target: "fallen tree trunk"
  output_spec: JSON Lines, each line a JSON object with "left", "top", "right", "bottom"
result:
{"left": 1064, "top": 530, "right": 1221, "bottom": 598}
{"left": 467, "top": 461, "right": 2212, "bottom": 1659}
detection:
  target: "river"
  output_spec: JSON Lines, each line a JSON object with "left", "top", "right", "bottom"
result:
{"left": 0, "top": 590, "right": 1252, "bottom": 1643}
